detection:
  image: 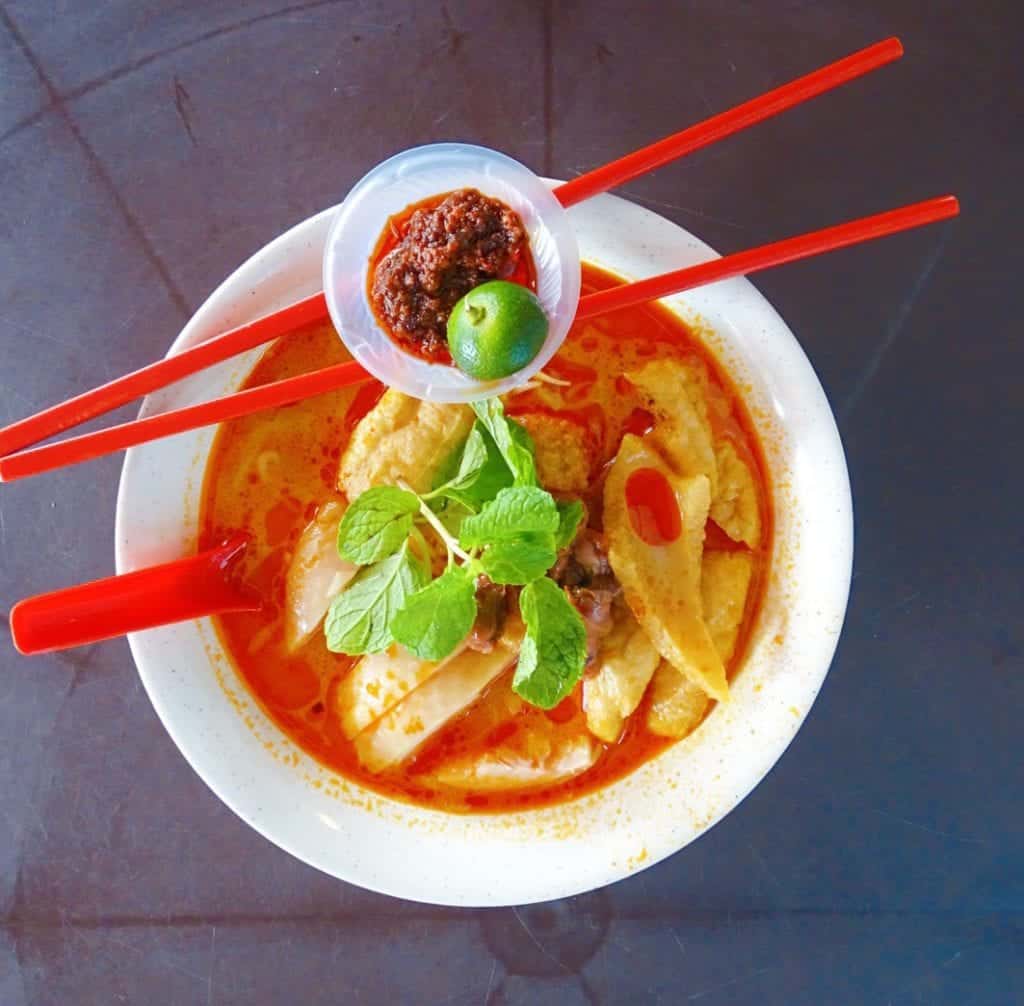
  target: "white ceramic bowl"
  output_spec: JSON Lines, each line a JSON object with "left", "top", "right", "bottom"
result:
{"left": 115, "top": 188, "right": 853, "bottom": 907}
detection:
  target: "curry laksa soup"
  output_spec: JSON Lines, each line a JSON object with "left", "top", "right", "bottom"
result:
{"left": 200, "top": 263, "right": 772, "bottom": 813}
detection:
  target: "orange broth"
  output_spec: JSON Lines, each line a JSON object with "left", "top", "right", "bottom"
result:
{"left": 200, "top": 262, "right": 772, "bottom": 813}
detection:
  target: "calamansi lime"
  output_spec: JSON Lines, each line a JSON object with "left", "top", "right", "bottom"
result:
{"left": 447, "top": 281, "right": 548, "bottom": 381}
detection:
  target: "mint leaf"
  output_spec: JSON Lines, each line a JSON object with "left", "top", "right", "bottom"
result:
{"left": 465, "top": 485, "right": 561, "bottom": 583}
{"left": 509, "top": 415, "right": 536, "bottom": 460}
{"left": 554, "top": 499, "right": 585, "bottom": 551}
{"left": 391, "top": 563, "right": 477, "bottom": 660}
{"left": 429, "top": 421, "right": 518, "bottom": 512}
{"left": 324, "top": 543, "right": 427, "bottom": 654}
{"left": 462, "top": 423, "right": 517, "bottom": 506}
{"left": 426, "top": 424, "right": 489, "bottom": 500}
{"left": 459, "top": 487, "right": 559, "bottom": 549}
{"left": 480, "top": 534, "right": 556, "bottom": 585}
{"left": 471, "top": 397, "right": 537, "bottom": 487}
{"left": 336, "top": 486, "right": 419, "bottom": 564}
{"left": 431, "top": 498, "right": 473, "bottom": 542}
{"left": 513, "top": 577, "right": 587, "bottom": 709}
{"left": 448, "top": 424, "right": 489, "bottom": 490}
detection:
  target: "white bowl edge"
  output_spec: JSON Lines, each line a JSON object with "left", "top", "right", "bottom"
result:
{"left": 115, "top": 188, "right": 853, "bottom": 907}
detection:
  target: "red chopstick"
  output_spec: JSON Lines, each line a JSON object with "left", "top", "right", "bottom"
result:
{"left": 553, "top": 37, "right": 903, "bottom": 208}
{"left": 0, "top": 195, "right": 958, "bottom": 484}
{"left": 0, "top": 39, "right": 901, "bottom": 458}
{"left": 0, "top": 291, "right": 328, "bottom": 457}
{"left": 575, "top": 194, "right": 959, "bottom": 320}
{"left": 0, "top": 361, "right": 366, "bottom": 483}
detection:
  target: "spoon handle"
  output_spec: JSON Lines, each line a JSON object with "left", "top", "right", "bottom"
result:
{"left": 10, "top": 534, "right": 260, "bottom": 655}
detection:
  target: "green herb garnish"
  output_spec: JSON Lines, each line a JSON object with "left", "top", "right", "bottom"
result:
{"left": 554, "top": 499, "right": 585, "bottom": 552}
{"left": 325, "top": 541, "right": 427, "bottom": 654}
{"left": 459, "top": 486, "right": 560, "bottom": 586}
{"left": 471, "top": 397, "right": 537, "bottom": 487}
{"left": 336, "top": 485, "right": 420, "bottom": 564}
{"left": 423, "top": 424, "right": 490, "bottom": 505}
{"left": 425, "top": 418, "right": 517, "bottom": 514}
{"left": 458, "top": 486, "right": 559, "bottom": 547}
{"left": 323, "top": 397, "right": 587, "bottom": 707}
{"left": 514, "top": 576, "right": 588, "bottom": 709}
{"left": 390, "top": 563, "right": 477, "bottom": 660}
{"left": 479, "top": 534, "right": 557, "bottom": 586}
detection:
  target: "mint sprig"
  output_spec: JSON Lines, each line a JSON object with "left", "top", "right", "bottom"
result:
{"left": 323, "top": 396, "right": 587, "bottom": 708}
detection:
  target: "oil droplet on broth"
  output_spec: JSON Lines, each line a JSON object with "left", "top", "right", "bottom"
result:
{"left": 625, "top": 467, "right": 681, "bottom": 546}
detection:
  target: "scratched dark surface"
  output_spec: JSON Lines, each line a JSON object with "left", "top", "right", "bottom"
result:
{"left": 0, "top": 2, "right": 1021, "bottom": 1003}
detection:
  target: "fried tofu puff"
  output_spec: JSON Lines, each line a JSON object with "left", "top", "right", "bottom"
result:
{"left": 338, "top": 390, "right": 473, "bottom": 499}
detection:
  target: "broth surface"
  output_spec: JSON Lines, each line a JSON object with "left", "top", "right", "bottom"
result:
{"left": 201, "top": 263, "right": 772, "bottom": 813}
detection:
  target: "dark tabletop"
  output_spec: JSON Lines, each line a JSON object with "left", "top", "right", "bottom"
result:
{"left": 1, "top": 3, "right": 1021, "bottom": 1004}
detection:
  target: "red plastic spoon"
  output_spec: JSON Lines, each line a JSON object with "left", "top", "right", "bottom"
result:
{"left": 9, "top": 534, "right": 261, "bottom": 655}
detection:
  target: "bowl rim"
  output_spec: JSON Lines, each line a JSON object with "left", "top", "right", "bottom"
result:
{"left": 115, "top": 187, "right": 853, "bottom": 906}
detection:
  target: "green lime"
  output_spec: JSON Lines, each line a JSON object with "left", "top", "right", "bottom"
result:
{"left": 447, "top": 281, "right": 549, "bottom": 381}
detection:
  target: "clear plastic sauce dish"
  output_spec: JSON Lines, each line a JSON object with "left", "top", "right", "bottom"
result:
{"left": 322, "top": 143, "right": 581, "bottom": 403}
